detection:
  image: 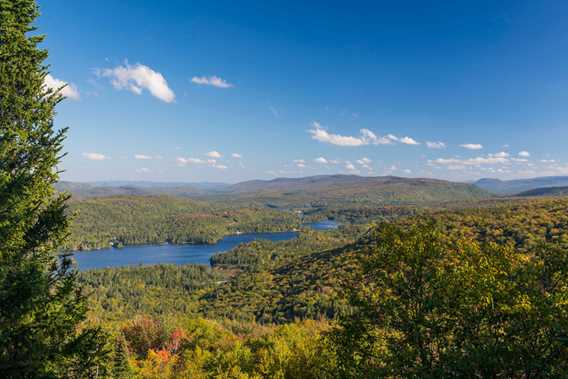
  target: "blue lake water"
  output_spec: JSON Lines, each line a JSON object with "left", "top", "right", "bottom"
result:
{"left": 72, "top": 220, "right": 339, "bottom": 271}
{"left": 306, "top": 219, "right": 340, "bottom": 230}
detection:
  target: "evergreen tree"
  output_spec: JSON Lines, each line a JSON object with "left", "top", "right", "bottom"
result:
{"left": 0, "top": 0, "right": 109, "bottom": 377}
{"left": 112, "top": 336, "right": 131, "bottom": 379}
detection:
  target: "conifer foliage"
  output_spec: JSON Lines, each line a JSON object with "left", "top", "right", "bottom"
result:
{"left": 0, "top": 0, "right": 108, "bottom": 377}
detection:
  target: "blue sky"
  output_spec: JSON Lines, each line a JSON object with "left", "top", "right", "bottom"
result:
{"left": 38, "top": 0, "right": 568, "bottom": 183}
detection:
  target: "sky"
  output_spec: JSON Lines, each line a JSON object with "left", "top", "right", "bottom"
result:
{"left": 37, "top": 0, "right": 568, "bottom": 183}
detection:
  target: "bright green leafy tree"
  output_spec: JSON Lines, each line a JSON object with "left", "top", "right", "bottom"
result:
{"left": 330, "top": 222, "right": 568, "bottom": 378}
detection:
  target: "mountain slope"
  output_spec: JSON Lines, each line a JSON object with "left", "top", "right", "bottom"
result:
{"left": 56, "top": 181, "right": 227, "bottom": 198}
{"left": 225, "top": 175, "right": 489, "bottom": 207}
{"left": 474, "top": 176, "right": 568, "bottom": 195}
{"left": 516, "top": 186, "right": 568, "bottom": 197}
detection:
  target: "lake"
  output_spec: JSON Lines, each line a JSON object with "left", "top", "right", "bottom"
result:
{"left": 72, "top": 219, "right": 339, "bottom": 270}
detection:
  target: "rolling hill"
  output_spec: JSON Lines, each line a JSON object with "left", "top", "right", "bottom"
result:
{"left": 474, "top": 176, "right": 568, "bottom": 195}
{"left": 516, "top": 186, "right": 568, "bottom": 197}
{"left": 59, "top": 175, "right": 490, "bottom": 207}
{"left": 223, "top": 175, "right": 490, "bottom": 207}
{"left": 56, "top": 181, "right": 228, "bottom": 198}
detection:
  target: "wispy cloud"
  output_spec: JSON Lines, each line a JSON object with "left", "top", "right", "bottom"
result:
{"left": 177, "top": 154, "right": 228, "bottom": 170}
{"left": 459, "top": 143, "right": 483, "bottom": 150}
{"left": 293, "top": 159, "right": 306, "bottom": 168}
{"left": 206, "top": 151, "right": 222, "bottom": 159}
{"left": 98, "top": 63, "right": 175, "bottom": 103}
{"left": 191, "top": 75, "right": 233, "bottom": 88}
{"left": 314, "top": 156, "right": 329, "bottom": 164}
{"left": 426, "top": 141, "right": 446, "bottom": 149}
{"left": 231, "top": 153, "right": 242, "bottom": 159}
{"left": 309, "top": 122, "right": 368, "bottom": 146}
{"left": 134, "top": 154, "right": 152, "bottom": 160}
{"left": 518, "top": 150, "right": 530, "bottom": 158}
{"left": 308, "top": 122, "right": 420, "bottom": 147}
{"left": 82, "top": 152, "right": 108, "bottom": 161}
{"left": 356, "top": 157, "right": 373, "bottom": 170}
{"left": 399, "top": 136, "right": 420, "bottom": 145}
{"left": 44, "top": 74, "right": 80, "bottom": 100}
{"left": 429, "top": 152, "right": 513, "bottom": 168}
{"left": 177, "top": 157, "right": 205, "bottom": 165}
{"left": 344, "top": 161, "right": 357, "bottom": 172}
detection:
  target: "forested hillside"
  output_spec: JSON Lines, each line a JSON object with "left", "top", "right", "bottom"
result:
{"left": 66, "top": 196, "right": 300, "bottom": 250}
{"left": 76, "top": 197, "right": 568, "bottom": 377}
{"left": 222, "top": 174, "right": 490, "bottom": 208}
{"left": 516, "top": 186, "right": 568, "bottom": 197}
{"left": 475, "top": 176, "right": 568, "bottom": 195}
{"left": 64, "top": 175, "right": 490, "bottom": 252}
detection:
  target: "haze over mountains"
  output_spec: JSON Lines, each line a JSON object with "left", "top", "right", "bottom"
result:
{"left": 474, "top": 176, "right": 568, "bottom": 195}
{"left": 58, "top": 175, "right": 489, "bottom": 206}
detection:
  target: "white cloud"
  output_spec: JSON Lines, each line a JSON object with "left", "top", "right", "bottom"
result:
{"left": 399, "top": 136, "right": 420, "bottom": 145}
{"left": 177, "top": 157, "right": 206, "bottom": 166}
{"left": 134, "top": 154, "right": 152, "bottom": 160}
{"left": 136, "top": 167, "right": 150, "bottom": 173}
{"left": 460, "top": 143, "right": 483, "bottom": 150}
{"left": 493, "top": 151, "right": 510, "bottom": 158}
{"left": 429, "top": 152, "right": 511, "bottom": 167}
{"left": 231, "top": 153, "right": 242, "bottom": 159}
{"left": 44, "top": 74, "right": 80, "bottom": 100}
{"left": 206, "top": 151, "right": 222, "bottom": 159}
{"left": 293, "top": 159, "right": 307, "bottom": 168}
{"left": 82, "top": 152, "right": 107, "bottom": 161}
{"left": 191, "top": 75, "right": 233, "bottom": 88}
{"left": 314, "top": 157, "right": 329, "bottom": 164}
{"left": 344, "top": 161, "right": 357, "bottom": 171}
{"left": 99, "top": 63, "right": 175, "bottom": 103}
{"left": 426, "top": 141, "right": 446, "bottom": 149}
{"left": 308, "top": 122, "right": 420, "bottom": 147}
{"left": 177, "top": 156, "right": 228, "bottom": 171}
{"left": 357, "top": 157, "right": 372, "bottom": 165}
{"left": 309, "top": 122, "right": 367, "bottom": 146}
{"left": 518, "top": 150, "right": 530, "bottom": 158}
{"left": 356, "top": 157, "right": 373, "bottom": 170}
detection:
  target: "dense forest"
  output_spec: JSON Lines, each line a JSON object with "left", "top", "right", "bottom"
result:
{"left": 60, "top": 172, "right": 498, "bottom": 254}
{"left": 75, "top": 196, "right": 568, "bottom": 377}
{"left": 3, "top": 1, "right": 567, "bottom": 377}
{"left": 66, "top": 196, "right": 300, "bottom": 250}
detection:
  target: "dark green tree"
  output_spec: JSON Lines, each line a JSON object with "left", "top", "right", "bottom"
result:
{"left": 112, "top": 336, "right": 131, "bottom": 379}
{"left": 0, "top": 0, "right": 109, "bottom": 377}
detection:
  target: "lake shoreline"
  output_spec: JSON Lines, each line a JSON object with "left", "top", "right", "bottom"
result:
{"left": 71, "top": 220, "right": 339, "bottom": 271}
{"left": 69, "top": 220, "right": 340, "bottom": 254}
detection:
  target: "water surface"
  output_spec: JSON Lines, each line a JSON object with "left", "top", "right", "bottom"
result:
{"left": 72, "top": 219, "right": 340, "bottom": 270}
{"left": 72, "top": 231, "right": 297, "bottom": 271}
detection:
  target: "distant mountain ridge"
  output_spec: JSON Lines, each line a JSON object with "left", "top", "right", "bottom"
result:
{"left": 474, "top": 176, "right": 568, "bottom": 195}
{"left": 56, "top": 181, "right": 229, "bottom": 199}
{"left": 223, "top": 174, "right": 489, "bottom": 207}
{"left": 58, "top": 175, "right": 489, "bottom": 206}
{"left": 231, "top": 175, "right": 468, "bottom": 193}
{"left": 516, "top": 186, "right": 568, "bottom": 197}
